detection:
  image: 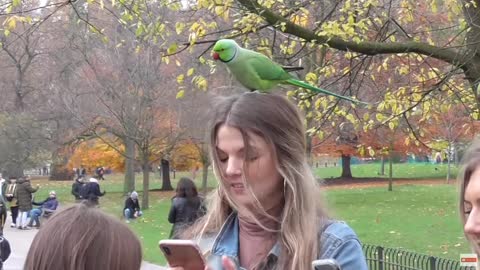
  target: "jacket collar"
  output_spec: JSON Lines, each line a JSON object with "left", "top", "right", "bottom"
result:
{"left": 210, "top": 212, "right": 281, "bottom": 266}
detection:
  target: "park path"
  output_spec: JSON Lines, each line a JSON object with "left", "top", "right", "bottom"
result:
{"left": 2, "top": 218, "right": 166, "bottom": 270}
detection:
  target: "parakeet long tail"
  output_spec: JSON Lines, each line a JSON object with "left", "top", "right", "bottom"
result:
{"left": 286, "top": 79, "right": 367, "bottom": 104}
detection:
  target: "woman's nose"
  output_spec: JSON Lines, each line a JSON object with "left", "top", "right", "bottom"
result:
{"left": 225, "top": 157, "right": 242, "bottom": 176}
{"left": 465, "top": 211, "right": 480, "bottom": 236}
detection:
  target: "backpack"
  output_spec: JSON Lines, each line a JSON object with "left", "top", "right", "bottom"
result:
{"left": 4, "top": 184, "right": 16, "bottom": 202}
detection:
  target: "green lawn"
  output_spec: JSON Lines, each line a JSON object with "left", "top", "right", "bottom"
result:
{"left": 29, "top": 163, "right": 467, "bottom": 266}
{"left": 314, "top": 163, "right": 459, "bottom": 179}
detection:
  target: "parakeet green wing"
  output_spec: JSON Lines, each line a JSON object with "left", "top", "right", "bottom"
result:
{"left": 245, "top": 53, "right": 293, "bottom": 82}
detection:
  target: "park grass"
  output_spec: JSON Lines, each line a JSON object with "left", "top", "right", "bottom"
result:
{"left": 325, "top": 184, "right": 470, "bottom": 261}
{"left": 314, "top": 162, "right": 459, "bottom": 180}
{"left": 28, "top": 163, "right": 467, "bottom": 266}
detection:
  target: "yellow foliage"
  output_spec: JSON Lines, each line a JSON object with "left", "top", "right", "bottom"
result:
{"left": 171, "top": 142, "right": 202, "bottom": 171}
{"left": 67, "top": 139, "right": 125, "bottom": 173}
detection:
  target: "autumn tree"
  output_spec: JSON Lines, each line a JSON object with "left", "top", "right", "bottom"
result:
{"left": 426, "top": 102, "right": 479, "bottom": 182}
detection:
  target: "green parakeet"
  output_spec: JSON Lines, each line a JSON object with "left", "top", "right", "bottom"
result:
{"left": 212, "top": 39, "right": 363, "bottom": 104}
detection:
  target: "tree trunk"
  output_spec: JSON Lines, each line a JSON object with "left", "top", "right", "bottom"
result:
{"left": 340, "top": 154, "right": 352, "bottom": 178}
{"left": 141, "top": 154, "right": 150, "bottom": 210}
{"left": 446, "top": 141, "right": 452, "bottom": 183}
{"left": 388, "top": 150, "right": 393, "bottom": 191}
{"left": 161, "top": 159, "right": 173, "bottom": 191}
{"left": 124, "top": 137, "right": 136, "bottom": 194}
{"left": 380, "top": 156, "right": 385, "bottom": 175}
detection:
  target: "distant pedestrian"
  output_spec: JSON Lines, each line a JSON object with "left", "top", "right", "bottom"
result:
{"left": 96, "top": 166, "right": 105, "bottom": 181}
{"left": 5, "top": 178, "right": 18, "bottom": 228}
{"left": 71, "top": 177, "right": 85, "bottom": 202}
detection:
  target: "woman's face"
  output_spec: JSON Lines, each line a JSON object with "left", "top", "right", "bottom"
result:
{"left": 215, "top": 125, "right": 283, "bottom": 211}
{"left": 464, "top": 167, "right": 480, "bottom": 245}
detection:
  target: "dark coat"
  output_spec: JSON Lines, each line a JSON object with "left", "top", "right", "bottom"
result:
{"left": 84, "top": 182, "right": 105, "bottom": 204}
{"left": 16, "top": 179, "right": 38, "bottom": 211}
{"left": 71, "top": 180, "right": 83, "bottom": 200}
{"left": 168, "top": 196, "right": 205, "bottom": 238}
{"left": 33, "top": 197, "right": 59, "bottom": 211}
{"left": 124, "top": 197, "right": 140, "bottom": 212}
{"left": 0, "top": 180, "right": 7, "bottom": 205}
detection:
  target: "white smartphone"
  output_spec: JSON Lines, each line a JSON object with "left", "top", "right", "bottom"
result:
{"left": 159, "top": 239, "right": 206, "bottom": 270}
{"left": 312, "top": 259, "right": 341, "bottom": 270}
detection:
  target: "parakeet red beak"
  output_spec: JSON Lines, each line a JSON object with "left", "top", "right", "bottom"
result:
{"left": 212, "top": 52, "right": 220, "bottom": 60}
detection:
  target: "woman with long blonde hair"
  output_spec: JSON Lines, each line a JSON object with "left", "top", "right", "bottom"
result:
{"left": 174, "top": 92, "right": 367, "bottom": 270}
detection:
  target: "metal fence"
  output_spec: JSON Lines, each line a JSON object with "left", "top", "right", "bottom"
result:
{"left": 363, "top": 244, "right": 476, "bottom": 270}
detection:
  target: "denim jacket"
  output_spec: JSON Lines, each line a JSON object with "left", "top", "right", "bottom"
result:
{"left": 197, "top": 212, "right": 368, "bottom": 270}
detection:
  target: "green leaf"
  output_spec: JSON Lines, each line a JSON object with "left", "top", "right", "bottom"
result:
{"left": 12, "top": 0, "right": 20, "bottom": 7}
{"left": 135, "top": 25, "right": 144, "bottom": 37}
{"left": 175, "top": 22, "right": 185, "bottom": 35}
{"left": 388, "top": 121, "right": 395, "bottom": 130}
{"left": 187, "top": 68, "right": 195, "bottom": 76}
{"left": 176, "top": 74, "right": 185, "bottom": 84}
{"left": 167, "top": 43, "right": 178, "bottom": 55}
{"left": 176, "top": 90, "right": 185, "bottom": 99}
{"left": 305, "top": 72, "right": 317, "bottom": 83}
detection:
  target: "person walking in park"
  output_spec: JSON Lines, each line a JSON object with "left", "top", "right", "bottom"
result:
{"left": 168, "top": 177, "right": 205, "bottom": 239}
{"left": 123, "top": 191, "right": 142, "bottom": 223}
{"left": 5, "top": 177, "right": 18, "bottom": 228}
{"left": 16, "top": 176, "right": 39, "bottom": 229}
{"left": 170, "top": 93, "right": 367, "bottom": 270}
{"left": 96, "top": 166, "right": 106, "bottom": 180}
{"left": 24, "top": 203, "right": 142, "bottom": 270}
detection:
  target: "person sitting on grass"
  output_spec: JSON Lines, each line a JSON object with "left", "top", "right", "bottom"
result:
{"left": 124, "top": 191, "right": 142, "bottom": 223}
{"left": 28, "top": 191, "right": 58, "bottom": 228}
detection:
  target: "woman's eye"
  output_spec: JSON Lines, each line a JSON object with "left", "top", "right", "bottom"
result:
{"left": 219, "top": 157, "right": 228, "bottom": 163}
{"left": 247, "top": 155, "right": 258, "bottom": 161}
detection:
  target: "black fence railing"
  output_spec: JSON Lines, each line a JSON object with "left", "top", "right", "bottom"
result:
{"left": 363, "top": 244, "right": 476, "bottom": 270}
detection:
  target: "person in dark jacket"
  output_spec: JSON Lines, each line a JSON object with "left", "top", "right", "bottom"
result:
{"left": 0, "top": 174, "right": 7, "bottom": 233}
{"left": 28, "top": 191, "right": 59, "bottom": 228}
{"left": 83, "top": 178, "right": 106, "bottom": 206}
{"left": 71, "top": 178, "right": 84, "bottom": 202}
{"left": 16, "top": 177, "right": 39, "bottom": 229}
{"left": 168, "top": 177, "right": 205, "bottom": 238}
{"left": 123, "top": 191, "right": 142, "bottom": 223}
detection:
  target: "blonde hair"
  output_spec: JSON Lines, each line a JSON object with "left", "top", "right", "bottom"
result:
{"left": 185, "top": 92, "right": 329, "bottom": 270}
{"left": 24, "top": 203, "right": 142, "bottom": 270}
{"left": 459, "top": 138, "right": 480, "bottom": 254}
